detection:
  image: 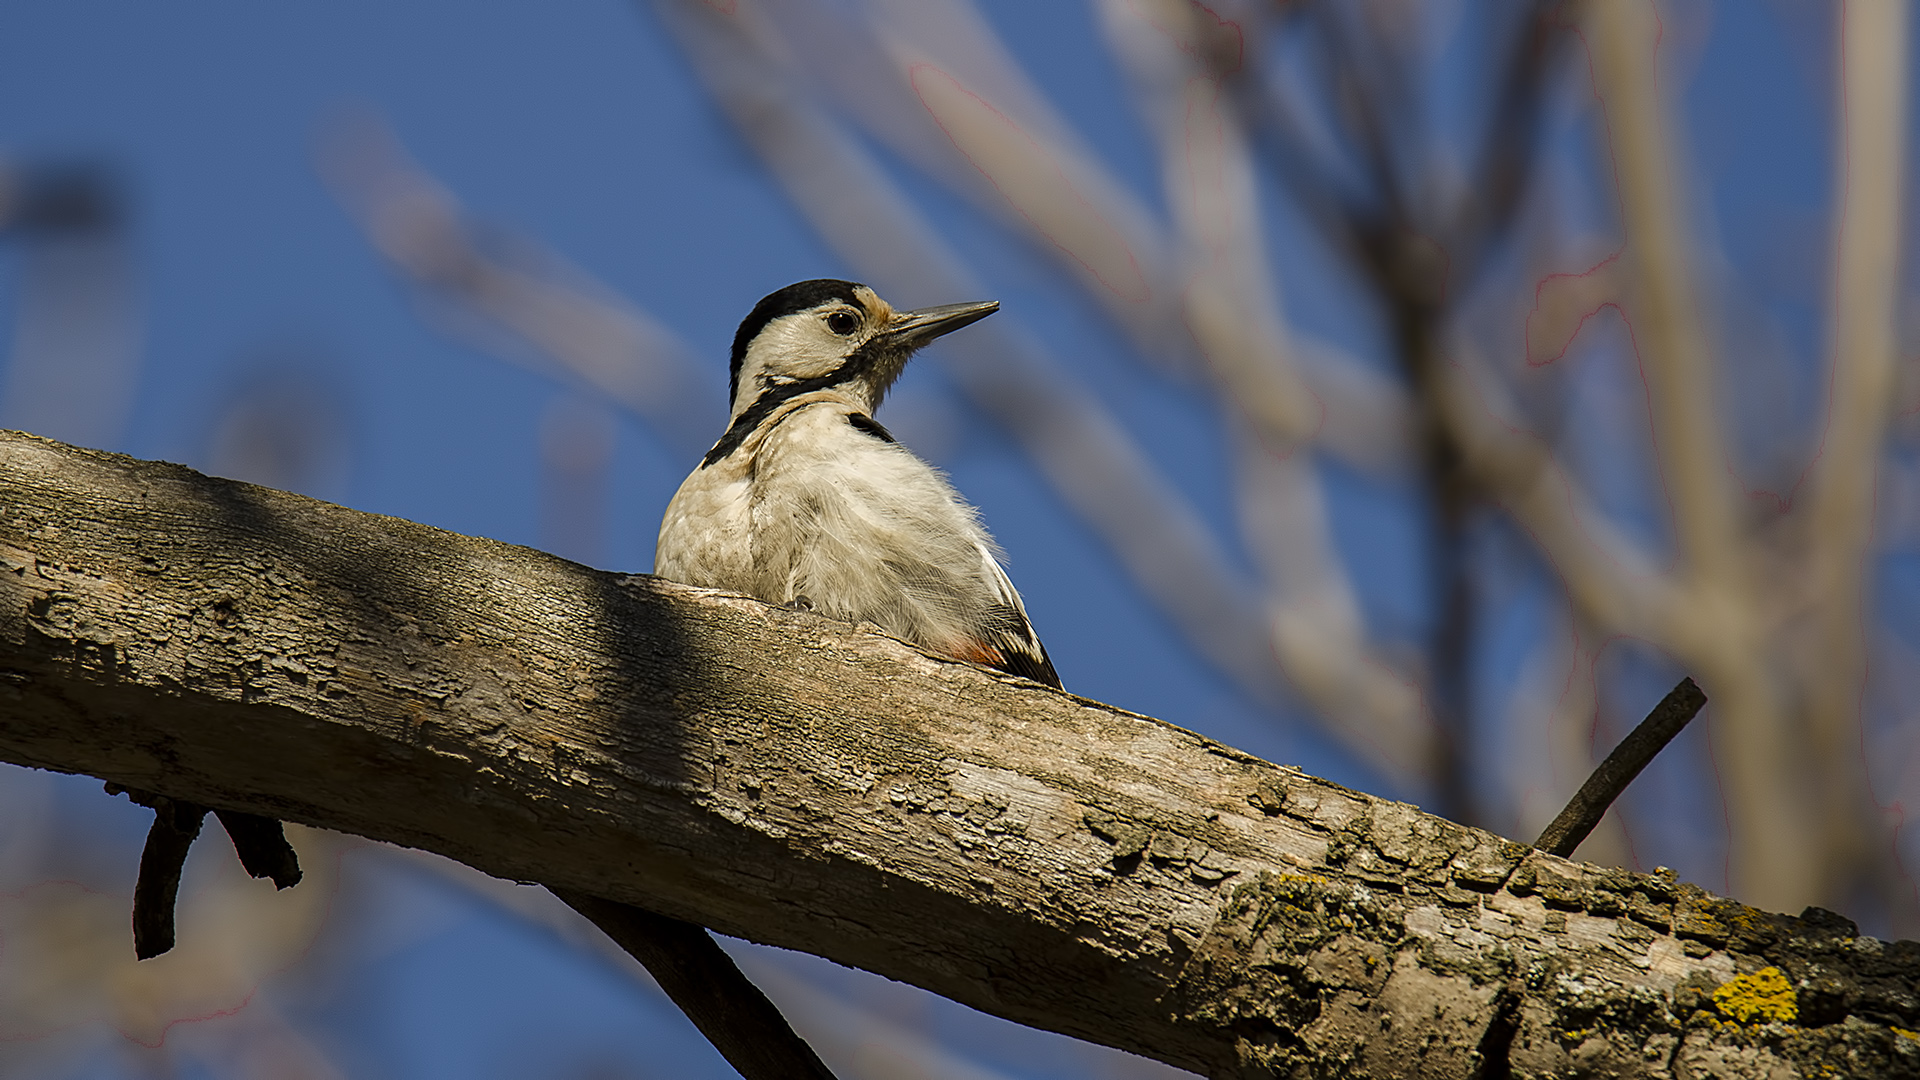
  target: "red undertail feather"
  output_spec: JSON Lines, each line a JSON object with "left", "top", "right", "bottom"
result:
{"left": 946, "top": 633, "right": 1063, "bottom": 690}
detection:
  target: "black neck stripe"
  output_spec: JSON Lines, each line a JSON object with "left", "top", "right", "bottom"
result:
{"left": 702, "top": 333, "right": 894, "bottom": 468}
{"left": 701, "top": 368, "right": 850, "bottom": 468}
{"left": 846, "top": 412, "right": 895, "bottom": 443}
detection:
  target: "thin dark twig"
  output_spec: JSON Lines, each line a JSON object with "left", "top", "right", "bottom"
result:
{"left": 553, "top": 890, "right": 840, "bottom": 1080}
{"left": 130, "top": 794, "right": 209, "bottom": 959}
{"left": 1535, "top": 677, "right": 1709, "bottom": 857}
{"left": 1224, "top": 15, "right": 1377, "bottom": 258}
{"left": 1261, "top": 1, "right": 1566, "bottom": 827}
{"left": 214, "top": 809, "right": 304, "bottom": 889}
{"left": 109, "top": 787, "right": 304, "bottom": 957}
{"left": 1455, "top": 4, "right": 1559, "bottom": 259}
{"left": 1324, "top": 4, "right": 1413, "bottom": 221}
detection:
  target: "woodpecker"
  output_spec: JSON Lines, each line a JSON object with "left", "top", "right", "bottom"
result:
{"left": 655, "top": 279, "right": 1061, "bottom": 689}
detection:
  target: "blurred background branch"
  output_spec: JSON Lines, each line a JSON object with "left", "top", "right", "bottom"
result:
{"left": 0, "top": 161, "right": 141, "bottom": 451}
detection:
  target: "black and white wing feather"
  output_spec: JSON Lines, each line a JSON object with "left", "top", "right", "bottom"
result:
{"left": 956, "top": 547, "right": 1061, "bottom": 689}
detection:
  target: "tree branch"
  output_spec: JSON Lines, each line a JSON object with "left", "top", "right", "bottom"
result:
{"left": 127, "top": 791, "right": 207, "bottom": 959}
{"left": 1583, "top": 0, "right": 1807, "bottom": 911}
{"left": 213, "top": 809, "right": 305, "bottom": 889}
{"left": 555, "top": 892, "right": 839, "bottom": 1080}
{"left": 1534, "top": 677, "right": 1707, "bottom": 858}
{"left": 0, "top": 430, "right": 1914, "bottom": 1078}
{"left": 316, "top": 114, "right": 719, "bottom": 461}
{"left": 1805, "top": 0, "right": 1910, "bottom": 900}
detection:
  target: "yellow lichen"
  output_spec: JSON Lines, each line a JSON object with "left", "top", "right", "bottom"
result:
{"left": 1894, "top": 1027, "right": 1919, "bottom": 1042}
{"left": 1712, "top": 967, "right": 1798, "bottom": 1025}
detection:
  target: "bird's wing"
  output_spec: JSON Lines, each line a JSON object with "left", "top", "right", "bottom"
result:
{"left": 954, "top": 545, "right": 1062, "bottom": 690}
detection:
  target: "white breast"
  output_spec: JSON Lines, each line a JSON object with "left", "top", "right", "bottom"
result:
{"left": 655, "top": 399, "right": 1025, "bottom": 661}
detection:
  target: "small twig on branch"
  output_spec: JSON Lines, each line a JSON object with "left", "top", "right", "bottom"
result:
{"left": 113, "top": 786, "right": 210, "bottom": 959}
{"left": 214, "top": 809, "right": 304, "bottom": 889}
{"left": 554, "top": 890, "right": 840, "bottom": 1080}
{"left": 1534, "top": 677, "right": 1708, "bottom": 857}
{"left": 109, "top": 786, "right": 305, "bottom": 957}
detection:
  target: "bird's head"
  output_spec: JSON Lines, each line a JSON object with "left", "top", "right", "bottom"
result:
{"left": 728, "top": 279, "right": 998, "bottom": 417}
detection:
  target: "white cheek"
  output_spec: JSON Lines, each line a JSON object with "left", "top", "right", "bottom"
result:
{"left": 747, "top": 322, "right": 854, "bottom": 380}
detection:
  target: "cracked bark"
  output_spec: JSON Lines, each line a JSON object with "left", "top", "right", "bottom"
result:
{"left": 0, "top": 430, "right": 1914, "bottom": 1079}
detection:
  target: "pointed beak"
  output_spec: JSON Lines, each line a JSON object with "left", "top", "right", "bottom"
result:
{"left": 881, "top": 299, "right": 999, "bottom": 350}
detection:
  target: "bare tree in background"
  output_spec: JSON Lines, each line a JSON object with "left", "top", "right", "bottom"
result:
{"left": 0, "top": 161, "right": 140, "bottom": 452}
{"left": 329, "top": 0, "right": 1919, "bottom": 931}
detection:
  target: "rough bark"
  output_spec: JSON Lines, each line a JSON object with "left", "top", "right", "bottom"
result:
{"left": 0, "top": 429, "right": 1913, "bottom": 1079}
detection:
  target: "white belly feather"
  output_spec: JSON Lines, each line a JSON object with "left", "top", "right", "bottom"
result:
{"left": 655, "top": 400, "right": 1027, "bottom": 661}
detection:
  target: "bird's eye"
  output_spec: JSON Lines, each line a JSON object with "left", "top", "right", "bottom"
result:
{"left": 826, "top": 311, "right": 859, "bottom": 336}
